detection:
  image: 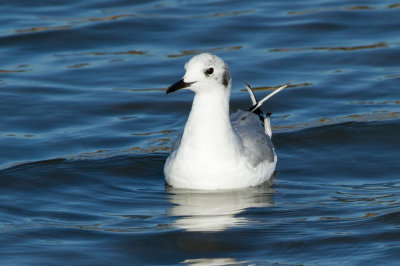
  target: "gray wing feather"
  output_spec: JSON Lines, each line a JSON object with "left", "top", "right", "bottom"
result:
{"left": 230, "top": 109, "right": 275, "bottom": 166}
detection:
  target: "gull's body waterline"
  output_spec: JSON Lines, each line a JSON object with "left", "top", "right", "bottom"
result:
{"left": 164, "top": 53, "right": 283, "bottom": 190}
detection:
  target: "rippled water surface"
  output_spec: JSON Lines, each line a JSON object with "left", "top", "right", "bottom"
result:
{"left": 1, "top": 0, "right": 400, "bottom": 264}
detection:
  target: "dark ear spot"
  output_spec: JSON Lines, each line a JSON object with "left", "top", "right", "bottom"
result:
{"left": 222, "top": 69, "right": 230, "bottom": 87}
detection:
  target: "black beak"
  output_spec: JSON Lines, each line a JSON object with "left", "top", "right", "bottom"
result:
{"left": 166, "top": 79, "right": 195, "bottom": 94}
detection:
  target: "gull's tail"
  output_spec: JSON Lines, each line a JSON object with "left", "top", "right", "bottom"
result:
{"left": 245, "top": 82, "right": 289, "bottom": 137}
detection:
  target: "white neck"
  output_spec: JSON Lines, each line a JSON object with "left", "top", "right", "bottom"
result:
{"left": 177, "top": 88, "right": 240, "bottom": 161}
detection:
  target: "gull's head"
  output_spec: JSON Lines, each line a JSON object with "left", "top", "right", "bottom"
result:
{"left": 166, "top": 53, "right": 231, "bottom": 94}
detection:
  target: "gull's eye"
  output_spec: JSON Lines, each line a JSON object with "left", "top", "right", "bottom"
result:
{"left": 205, "top": 67, "right": 214, "bottom": 75}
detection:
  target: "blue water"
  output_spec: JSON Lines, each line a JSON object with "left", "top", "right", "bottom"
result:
{"left": 1, "top": 0, "right": 399, "bottom": 264}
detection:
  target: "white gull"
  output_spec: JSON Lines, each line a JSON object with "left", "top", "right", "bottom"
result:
{"left": 164, "top": 53, "right": 287, "bottom": 190}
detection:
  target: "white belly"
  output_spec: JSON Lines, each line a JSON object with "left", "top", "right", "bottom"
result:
{"left": 164, "top": 151, "right": 277, "bottom": 190}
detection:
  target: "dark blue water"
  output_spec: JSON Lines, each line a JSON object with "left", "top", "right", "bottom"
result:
{"left": 1, "top": 0, "right": 399, "bottom": 264}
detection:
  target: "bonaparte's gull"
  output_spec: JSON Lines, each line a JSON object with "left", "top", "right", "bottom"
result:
{"left": 164, "top": 53, "right": 287, "bottom": 190}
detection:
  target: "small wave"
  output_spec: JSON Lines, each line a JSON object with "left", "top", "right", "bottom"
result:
{"left": 274, "top": 111, "right": 400, "bottom": 133}
{"left": 269, "top": 42, "right": 389, "bottom": 53}
{"left": 288, "top": 3, "right": 400, "bottom": 16}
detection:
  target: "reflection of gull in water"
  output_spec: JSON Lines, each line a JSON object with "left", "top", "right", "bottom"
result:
{"left": 166, "top": 180, "right": 275, "bottom": 232}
